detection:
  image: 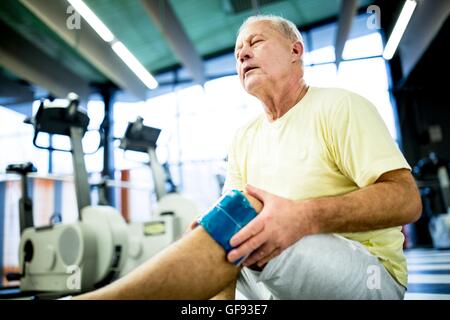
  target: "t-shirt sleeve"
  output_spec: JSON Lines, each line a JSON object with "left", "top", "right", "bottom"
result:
{"left": 328, "top": 92, "right": 411, "bottom": 188}
{"left": 222, "top": 130, "right": 244, "bottom": 194}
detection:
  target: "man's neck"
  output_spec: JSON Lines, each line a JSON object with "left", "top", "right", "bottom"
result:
{"left": 258, "top": 79, "right": 308, "bottom": 122}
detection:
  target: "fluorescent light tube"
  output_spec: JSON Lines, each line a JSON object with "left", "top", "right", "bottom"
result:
{"left": 383, "top": 0, "right": 417, "bottom": 60}
{"left": 112, "top": 41, "right": 158, "bottom": 89}
{"left": 67, "top": 0, "right": 115, "bottom": 42}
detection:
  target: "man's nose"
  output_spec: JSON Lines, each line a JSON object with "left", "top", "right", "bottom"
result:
{"left": 238, "top": 46, "right": 252, "bottom": 63}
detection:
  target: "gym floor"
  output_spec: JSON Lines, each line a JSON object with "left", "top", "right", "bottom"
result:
{"left": 404, "top": 249, "right": 450, "bottom": 299}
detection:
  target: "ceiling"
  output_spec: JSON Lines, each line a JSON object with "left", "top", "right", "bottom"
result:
{"left": 0, "top": 0, "right": 106, "bottom": 82}
{"left": 11, "top": 0, "right": 448, "bottom": 105}
{"left": 82, "top": 0, "right": 371, "bottom": 74}
{"left": 0, "top": 0, "right": 375, "bottom": 101}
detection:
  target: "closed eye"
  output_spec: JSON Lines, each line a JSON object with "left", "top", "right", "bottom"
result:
{"left": 251, "top": 39, "right": 263, "bottom": 46}
{"left": 235, "top": 37, "right": 264, "bottom": 59}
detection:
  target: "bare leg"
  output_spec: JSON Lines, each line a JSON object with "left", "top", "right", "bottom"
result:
{"left": 74, "top": 194, "right": 262, "bottom": 300}
{"left": 210, "top": 280, "right": 237, "bottom": 300}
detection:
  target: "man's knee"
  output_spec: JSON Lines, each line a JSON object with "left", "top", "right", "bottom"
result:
{"left": 198, "top": 190, "right": 258, "bottom": 259}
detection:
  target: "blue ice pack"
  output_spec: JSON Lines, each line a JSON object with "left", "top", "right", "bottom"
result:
{"left": 198, "top": 189, "right": 257, "bottom": 262}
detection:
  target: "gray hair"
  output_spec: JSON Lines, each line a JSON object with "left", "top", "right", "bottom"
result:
{"left": 237, "top": 15, "right": 303, "bottom": 44}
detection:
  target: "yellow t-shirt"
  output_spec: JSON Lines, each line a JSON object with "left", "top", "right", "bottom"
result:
{"left": 223, "top": 86, "right": 410, "bottom": 287}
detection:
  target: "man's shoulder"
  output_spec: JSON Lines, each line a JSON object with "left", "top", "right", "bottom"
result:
{"left": 311, "top": 86, "right": 364, "bottom": 103}
{"left": 310, "top": 87, "right": 375, "bottom": 114}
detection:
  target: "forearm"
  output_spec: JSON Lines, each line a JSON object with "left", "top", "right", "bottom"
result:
{"left": 304, "top": 171, "right": 422, "bottom": 234}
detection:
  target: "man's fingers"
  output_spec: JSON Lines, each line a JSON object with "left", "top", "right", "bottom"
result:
{"left": 229, "top": 216, "right": 265, "bottom": 247}
{"left": 188, "top": 220, "right": 199, "bottom": 230}
{"left": 256, "top": 248, "right": 281, "bottom": 268}
{"left": 243, "top": 243, "right": 276, "bottom": 267}
{"left": 227, "top": 228, "right": 267, "bottom": 263}
{"left": 187, "top": 215, "right": 201, "bottom": 232}
{"left": 244, "top": 194, "right": 263, "bottom": 213}
{"left": 245, "top": 184, "right": 266, "bottom": 203}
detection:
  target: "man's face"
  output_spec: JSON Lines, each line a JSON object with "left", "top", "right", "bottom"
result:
{"left": 235, "top": 21, "right": 297, "bottom": 95}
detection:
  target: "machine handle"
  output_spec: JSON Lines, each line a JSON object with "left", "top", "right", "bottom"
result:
{"left": 6, "top": 272, "right": 22, "bottom": 282}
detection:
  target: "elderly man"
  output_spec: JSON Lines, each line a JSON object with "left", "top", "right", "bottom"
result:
{"left": 224, "top": 14, "right": 421, "bottom": 300}
{"left": 75, "top": 15, "right": 421, "bottom": 300}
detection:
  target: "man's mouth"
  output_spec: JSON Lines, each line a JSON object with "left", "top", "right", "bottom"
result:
{"left": 243, "top": 66, "right": 258, "bottom": 77}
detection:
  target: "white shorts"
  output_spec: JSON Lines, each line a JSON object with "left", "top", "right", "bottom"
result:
{"left": 237, "top": 234, "right": 406, "bottom": 300}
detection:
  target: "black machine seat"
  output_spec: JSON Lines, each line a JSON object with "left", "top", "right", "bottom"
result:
{"left": 26, "top": 93, "right": 89, "bottom": 148}
{"left": 6, "top": 162, "right": 37, "bottom": 175}
{"left": 119, "top": 116, "right": 161, "bottom": 153}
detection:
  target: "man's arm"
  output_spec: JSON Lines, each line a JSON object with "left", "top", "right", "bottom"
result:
{"left": 227, "top": 169, "right": 422, "bottom": 267}
{"left": 74, "top": 194, "right": 262, "bottom": 300}
{"left": 308, "top": 168, "right": 422, "bottom": 234}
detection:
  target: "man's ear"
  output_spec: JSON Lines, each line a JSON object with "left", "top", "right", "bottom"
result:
{"left": 291, "top": 41, "right": 304, "bottom": 63}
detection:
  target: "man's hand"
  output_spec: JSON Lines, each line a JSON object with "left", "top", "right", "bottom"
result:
{"left": 227, "top": 185, "right": 313, "bottom": 268}
{"left": 187, "top": 217, "right": 200, "bottom": 232}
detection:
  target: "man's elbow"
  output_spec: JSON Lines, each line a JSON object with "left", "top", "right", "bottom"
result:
{"left": 378, "top": 169, "right": 422, "bottom": 225}
{"left": 405, "top": 187, "right": 422, "bottom": 224}
{"left": 395, "top": 169, "right": 422, "bottom": 224}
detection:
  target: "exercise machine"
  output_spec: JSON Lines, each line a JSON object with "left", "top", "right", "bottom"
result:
{"left": 413, "top": 152, "right": 450, "bottom": 248}
{"left": 118, "top": 117, "right": 199, "bottom": 275}
{"left": 5, "top": 162, "right": 36, "bottom": 235}
{"left": 8, "top": 93, "right": 128, "bottom": 295}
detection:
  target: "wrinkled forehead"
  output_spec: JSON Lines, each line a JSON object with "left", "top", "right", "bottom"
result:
{"left": 235, "top": 20, "right": 279, "bottom": 47}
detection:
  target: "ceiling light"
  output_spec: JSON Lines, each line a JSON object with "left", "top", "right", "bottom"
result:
{"left": 67, "top": 0, "right": 115, "bottom": 42}
{"left": 383, "top": 0, "right": 417, "bottom": 60}
{"left": 112, "top": 41, "right": 158, "bottom": 89}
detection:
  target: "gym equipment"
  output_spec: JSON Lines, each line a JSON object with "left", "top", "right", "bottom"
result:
{"left": 413, "top": 152, "right": 450, "bottom": 248}
{"left": 9, "top": 93, "right": 128, "bottom": 295}
{"left": 414, "top": 152, "right": 450, "bottom": 212}
{"left": 6, "top": 162, "right": 36, "bottom": 235}
{"left": 118, "top": 117, "right": 199, "bottom": 275}
{"left": 119, "top": 117, "right": 169, "bottom": 200}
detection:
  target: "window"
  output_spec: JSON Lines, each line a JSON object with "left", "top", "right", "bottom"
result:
{"left": 304, "top": 30, "right": 397, "bottom": 140}
{"left": 0, "top": 106, "right": 47, "bottom": 173}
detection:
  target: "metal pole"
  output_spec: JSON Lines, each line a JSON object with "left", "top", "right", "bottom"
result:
{"left": 100, "top": 86, "right": 116, "bottom": 207}
{"left": 70, "top": 127, "right": 91, "bottom": 219}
